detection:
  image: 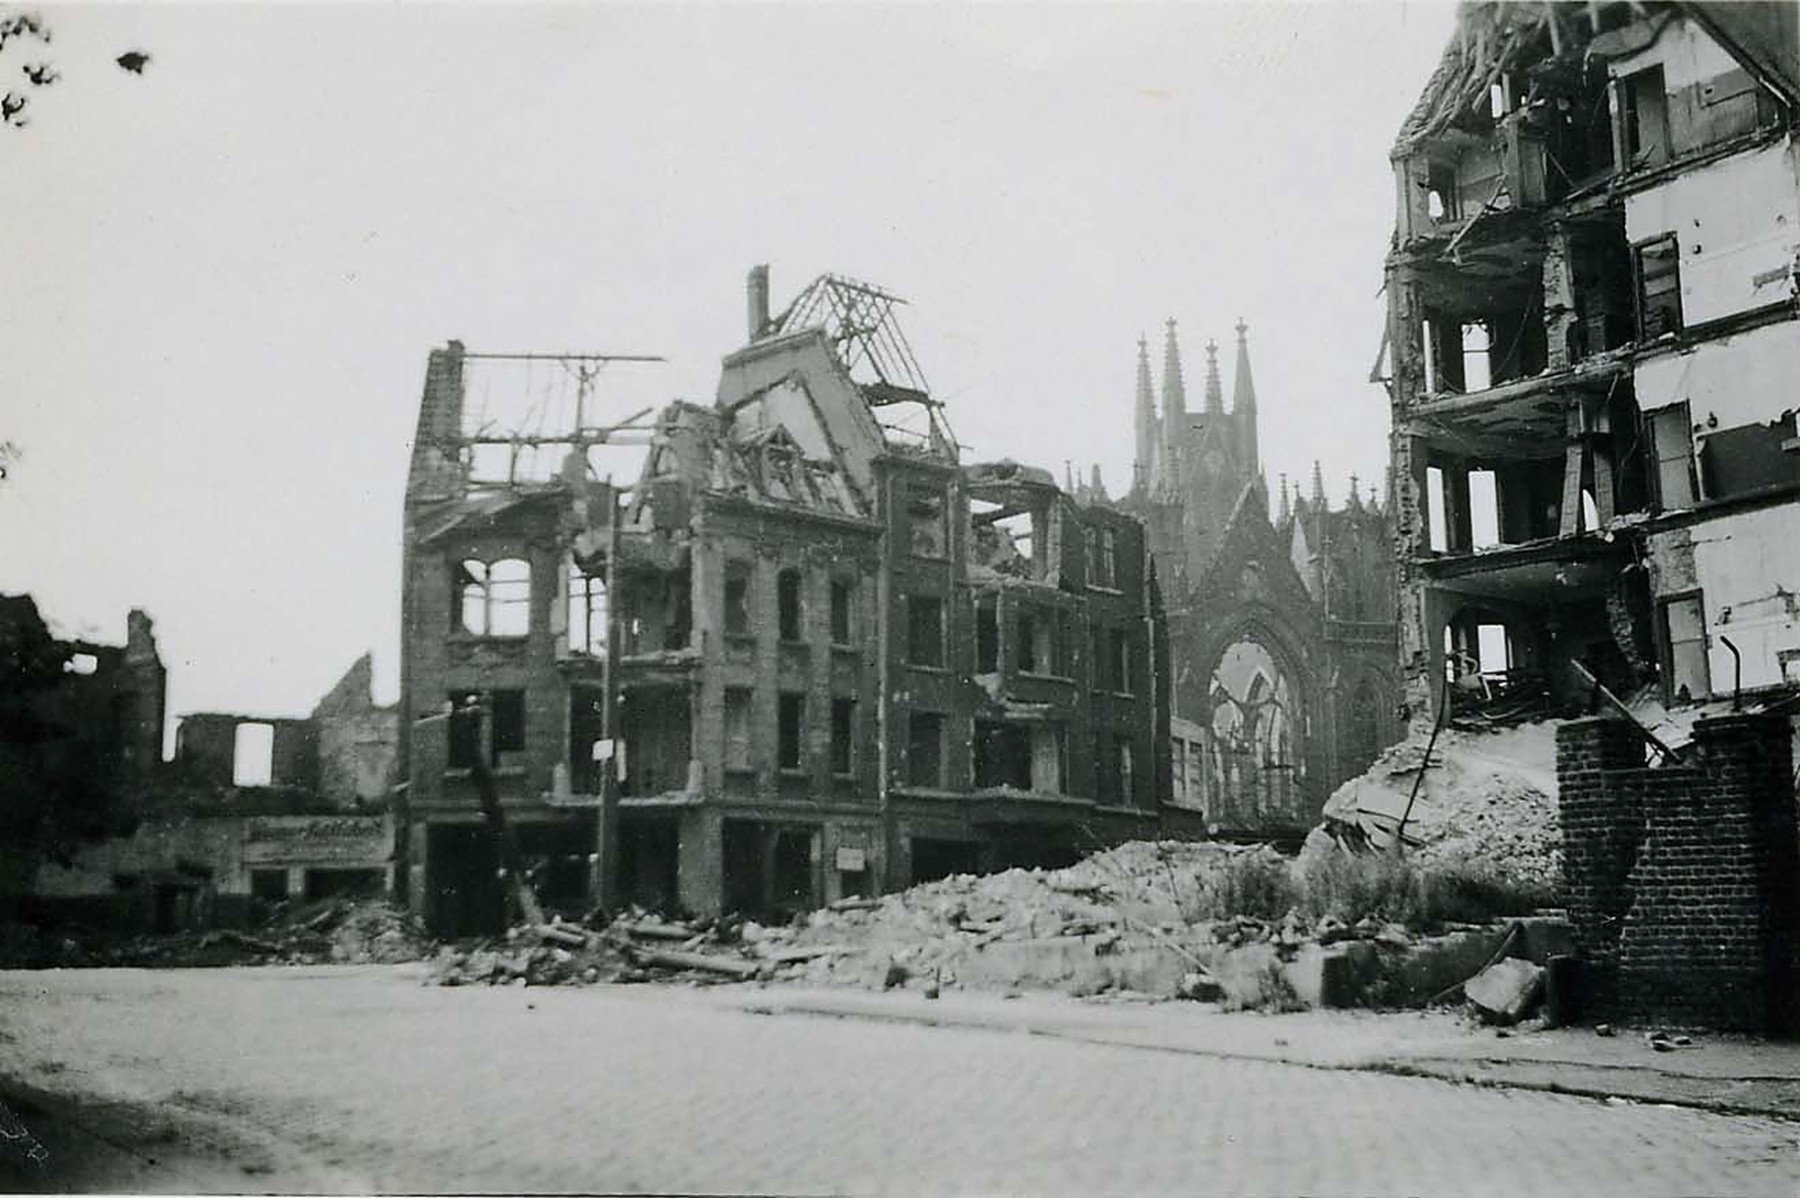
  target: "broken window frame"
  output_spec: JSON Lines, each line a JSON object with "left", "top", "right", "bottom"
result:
{"left": 722, "top": 687, "right": 753, "bottom": 771}
{"left": 1659, "top": 591, "right": 1711, "bottom": 703}
{"left": 907, "top": 594, "right": 945, "bottom": 669}
{"left": 1621, "top": 65, "right": 1669, "bottom": 170}
{"left": 906, "top": 710, "right": 945, "bottom": 789}
{"left": 566, "top": 562, "right": 608, "bottom": 656}
{"left": 905, "top": 484, "right": 948, "bottom": 559}
{"left": 723, "top": 560, "right": 753, "bottom": 638}
{"left": 456, "top": 557, "right": 532, "bottom": 638}
{"left": 777, "top": 567, "right": 805, "bottom": 643}
{"left": 1633, "top": 233, "right": 1682, "bottom": 341}
{"left": 1115, "top": 733, "right": 1135, "bottom": 804}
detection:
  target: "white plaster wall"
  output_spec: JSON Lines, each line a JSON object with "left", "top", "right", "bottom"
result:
{"left": 1635, "top": 317, "right": 1800, "bottom": 434}
{"left": 1652, "top": 505, "right": 1800, "bottom": 692}
{"left": 1612, "top": 14, "right": 1742, "bottom": 91}
{"left": 1625, "top": 139, "right": 1800, "bottom": 327}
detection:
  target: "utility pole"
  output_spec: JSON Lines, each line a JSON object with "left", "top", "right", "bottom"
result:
{"left": 595, "top": 480, "right": 623, "bottom": 915}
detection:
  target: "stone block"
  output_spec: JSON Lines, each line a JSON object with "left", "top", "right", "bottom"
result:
{"left": 1465, "top": 956, "right": 1544, "bottom": 1025}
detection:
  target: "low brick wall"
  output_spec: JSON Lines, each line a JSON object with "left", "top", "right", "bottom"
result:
{"left": 1556, "top": 714, "right": 1800, "bottom": 1032}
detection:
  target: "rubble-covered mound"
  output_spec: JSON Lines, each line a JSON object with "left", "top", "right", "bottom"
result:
{"left": 9, "top": 899, "right": 438, "bottom": 969}
{"left": 1310, "top": 719, "right": 1562, "bottom": 892}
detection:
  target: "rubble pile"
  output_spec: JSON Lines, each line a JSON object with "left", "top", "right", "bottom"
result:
{"left": 723, "top": 841, "right": 1343, "bottom": 998}
{"left": 1310, "top": 719, "right": 1563, "bottom": 891}
{"left": 429, "top": 911, "right": 784, "bottom": 988}
{"left": 37, "top": 899, "right": 439, "bottom": 969}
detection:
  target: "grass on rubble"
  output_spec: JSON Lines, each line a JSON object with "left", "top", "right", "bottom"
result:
{"left": 1189, "top": 847, "right": 1551, "bottom": 932}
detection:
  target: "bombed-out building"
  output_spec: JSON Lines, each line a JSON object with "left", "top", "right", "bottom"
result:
{"left": 1119, "top": 326, "right": 1402, "bottom": 841}
{"left": 398, "top": 270, "right": 1167, "bottom": 935}
{"left": 1383, "top": 1, "right": 1800, "bottom": 719}
{"left": 8, "top": 596, "right": 398, "bottom": 930}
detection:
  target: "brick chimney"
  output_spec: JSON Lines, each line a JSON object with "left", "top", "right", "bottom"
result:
{"left": 747, "top": 264, "right": 770, "bottom": 341}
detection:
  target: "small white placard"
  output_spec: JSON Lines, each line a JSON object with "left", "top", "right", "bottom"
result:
{"left": 835, "top": 847, "right": 867, "bottom": 872}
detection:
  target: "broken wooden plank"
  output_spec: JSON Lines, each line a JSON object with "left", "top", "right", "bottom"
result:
{"left": 628, "top": 946, "right": 761, "bottom": 980}
{"left": 613, "top": 920, "right": 700, "bottom": 942}
{"left": 537, "top": 924, "right": 591, "bottom": 949}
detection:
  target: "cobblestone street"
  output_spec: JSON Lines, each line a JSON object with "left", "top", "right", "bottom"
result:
{"left": 2, "top": 967, "right": 1798, "bottom": 1195}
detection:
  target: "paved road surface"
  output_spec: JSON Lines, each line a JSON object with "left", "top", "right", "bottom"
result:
{"left": 2, "top": 966, "right": 1797, "bottom": 1195}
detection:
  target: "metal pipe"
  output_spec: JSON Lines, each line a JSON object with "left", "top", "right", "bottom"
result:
{"left": 1721, "top": 635, "right": 1742, "bottom": 710}
{"left": 1395, "top": 676, "right": 1452, "bottom": 854}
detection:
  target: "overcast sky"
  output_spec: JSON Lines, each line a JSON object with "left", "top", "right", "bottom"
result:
{"left": 0, "top": 1, "right": 1457, "bottom": 740}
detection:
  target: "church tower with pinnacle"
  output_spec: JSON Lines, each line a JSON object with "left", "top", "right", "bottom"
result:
{"left": 1116, "top": 318, "right": 1400, "bottom": 842}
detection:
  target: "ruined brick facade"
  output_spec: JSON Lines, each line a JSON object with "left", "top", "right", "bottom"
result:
{"left": 398, "top": 271, "right": 1168, "bottom": 934}
{"left": 1557, "top": 714, "right": 1800, "bottom": 1031}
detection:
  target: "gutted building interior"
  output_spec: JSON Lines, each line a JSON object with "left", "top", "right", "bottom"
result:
{"left": 1383, "top": 1, "right": 1800, "bottom": 723}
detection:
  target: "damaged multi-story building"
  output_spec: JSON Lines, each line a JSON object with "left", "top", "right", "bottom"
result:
{"left": 1383, "top": 1, "right": 1800, "bottom": 723}
{"left": 8, "top": 596, "right": 398, "bottom": 931}
{"left": 1118, "top": 325, "right": 1402, "bottom": 841}
{"left": 399, "top": 270, "right": 1168, "bottom": 935}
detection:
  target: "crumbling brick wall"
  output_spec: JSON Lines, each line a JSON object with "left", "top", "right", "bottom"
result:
{"left": 1557, "top": 714, "right": 1800, "bottom": 1032}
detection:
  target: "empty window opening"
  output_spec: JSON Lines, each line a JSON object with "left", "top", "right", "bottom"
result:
{"left": 447, "top": 692, "right": 483, "bottom": 768}
{"left": 1661, "top": 594, "right": 1710, "bottom": 701}
{"left": 567, "top": 563, "right": 607, "bottom": 655}
{"left": 490, "top": 690, "right": 526, "bottom": 762}
{"left": 1622, "top": 66, "right": 1668, "bottom": 168}
{"left": 975, "top": 593, "right": 999, "bottom": 673}
{"left": 1650, "top": 405, "right": 1697, "bottom": 509}
{"left": 1100, "top": 527, "right": 1118, "bottom": 587}
{"left": 723, "top": 561, "right": 751, "bottom": 637}
{"left": 1489, "top": 81, "right": 1507, "bottom": 119}
{"left": 1017, "top": 611, "right": 1038, "bottom": 673}
{"left": 1581, "top": 489, "right": 1600, "bottom": 533}
{"left": 1634, "top": 234, "right": 1681, "bottom": 340}
{"left": 723, "top": 688, "right": 752, "bottom": 770}
{"left": 458, "top": 558, "right": 531, "bottom": 637}
{"left": 1427, "top": 162, "right": 1460, "bottom": 223}
{"left": 1112, "top": 629, "right": 1133, "bottom": 693}
{"left": 906, "top": 485, "right": 947, "bottom": 558}
{"left": 1116, "top": 734, "right": 1135, "bottom": 802}
{"left": 907, "top": 594, "right": 944, "bottom": 667}
{"left": 1426, "top": 466, "right": 1449, "bottom": 552}
{"left": 1469, "top": 469, "right": 1500, "bottom": 549}
{"left": 829, "top": 578, "right": 853, "bottom": 645}
{"left": 232, "top": 722, "right": 274, "bottom": 787}
{"left": 1461, "top": 323, "right": 1492, "bottom": 392}
{"left": 66, "top": 652, "right": 98, "bottom": 676}
{"left": 830, "top": 698, "right": 854, "bottom": 775}
{"left": 777, "top": 568, "right": 804, "bottom": 642}
{"left": 907, "top": 711, "right": 944, "bottom": 788}
{"left": 974, "top": 721, "right": 1032, "bottom": 790}
{"left": 777, "top": 693, "right": 804, "bottom": 771}
{"left": 1476, "top": 623, "right": 1510, "bottom": 675}
{"left": 250, "top": 868, "right": 289, "bottom": 905}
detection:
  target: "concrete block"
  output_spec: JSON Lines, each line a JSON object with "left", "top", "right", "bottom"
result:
{"left": 1465, "top": 957, "right": 1545, "bottom": 1025}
